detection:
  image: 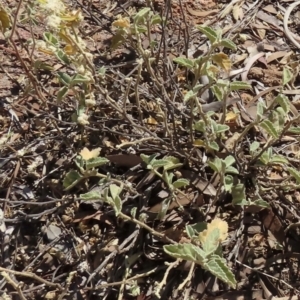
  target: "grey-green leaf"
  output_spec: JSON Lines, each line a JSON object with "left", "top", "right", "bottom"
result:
{"left": 287, "top": 167, "right": 300, "bottom": 184}
{"left": 173, "top": 178, "right": 190, "bottom": 189}
{"left": 80, "top": 191, "right": 102, "bottom": 200}
{"left": 197, "top": 25, "right": 218, "bottom": 44}
{"left": 173, "top": 57, "right": 194, "bottom": 68}
{"left": 260, "top": 119, "right": 279, "bottom": 139}
{"left": 163, "top": 243, "right": 206, "bottom": 263}
{"left": 85, "top": 157, "right": 109, "bottom": 170}
{"left": 203, "top": 255, "right": 237, "bottom": 288}
{"left": 220, "top": 38, "right": 236, "bottom": 50}
{"left": 63, "top": 170, "right": 82, "bottom": 189}
{"left": 230, "top": 81, "right": 252, "bottom": 91}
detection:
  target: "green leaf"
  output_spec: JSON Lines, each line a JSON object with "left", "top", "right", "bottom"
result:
{"left": 112, "top": 195, "right": 122, "bottom": 216}
{"left": 163, "top": 243, "right": 206, "bottom": 263}
{"left": 220, "top": 38, "right": 236, "bottom": 50}
{"left": 260, "top": 119, "right": 279, "bottom": 138}
{"left": 133, "top": 7, "right": 151, "bottom": 24}
{"left": 208, "top": 157, "right": 224, "bottom": 173}
{"left": 216, "top": 124, "right": 229, "bottom": 134}
{"left": 211, "top": 85, "right": 223, "bottom": 101}
{"left": 57, "top": 86, "right": 68, "bottom": 103}
{"left": 250, "top": 141, "right": 260, "bottom": 154}
{"left": 43, "top": 32, "right": 59, "bottom": 46}
{"left": 157, "top": 198, "right": 171, "bottom": 220}
{"left": 80, "top": 191, "right": 102, "bottom": 200}
{"left": 275, "top": 94, "right": 290, "bottom": 114}
{"left": 185, "top": 225, "right": 195, "bottom": 239}
{"left": 288, "top": 127, "right": 300, "bottom": 134}
{"left": 163, "top": 156, "right": 183, "bottom": 171}
{"left": 55, "top": 49, "right": 70, "bottom": 64}
{"left": 57, "top": 72, "right": 71, "bottom": 86}
{"left": 282, "top": 67, "right": 293, "bottom": 86}
{"left": 269, "top": 155, "right": 288, "bottom": 164}
{"left": 140, "top": 153, "right": 157, "bottom": 165}
{"left": 75, "top": 155, "right": 84, "bottom": 170}
{"left": 201, "top": 228, "right": 220, "bottom": 255}
{"left": 256, "top": 102, "right": 266, "bottom": 119}
{"left": 203, "top": 255, "right": 237, "bottom": 288}
{"left": 250, "top": 199, "right": 270, "bottom": 209}
{"left": 224, "top": 155, "right": 235, "bottom": 167}
{"left": 184, "top": 90, "right": 197, "bottom": 102}
{"left": 173, "top": 57, "right": 194, "bottom": 68}
{"left": 150, "top": 14, "right": 162, "bottom": 25}
{"left": 207, "top": 140, "right": 219, "bottom": 151}
{"left": 110, "top": 184, "right": 121, "bottom": 200}
{"left": 197, "top": 25, "right": 218, "bottom": 44}
{"left": 63, "top": 170, "right": 82, "bottom": 189}
{"left": 173, "top": 178, "right": 190, "bottom": 189}
{"left": 191, "top": 222, "right": 207, "bottom": 235}
{"left": 224, "top": 175, "right": 233, "bottom": 192}
{"left": 287, "top": 167, "right": 300, "bottom": 184}
{"left": 151, "top": 159, "right": 170, "bottom": 168}
{"left": 71, "top": 74, "right": 91, "bottom": 85}
{"left": 225, "top": 166, "right": 239, "bottom": 175}
{"left": 194, "top": 120, "right": 206, "bottom": 132}
{"left": 230, "top": 81, "right": 252, "bottom": 91}
{"left": 232, "top": 183, "right": 248, "bottom": 205}
{"left": 85, "top": 157, "right": 109, "bottom": 170}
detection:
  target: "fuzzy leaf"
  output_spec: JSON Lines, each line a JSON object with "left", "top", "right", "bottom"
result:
{"left": 57, "top": 86, "right": 68, "bottom": 103}
{"left": 216, "top": 124, "right": 230, "bottom": 134}
{"left": 43, "top": 32, "right": 59, "bottom": 46}
{"left": 224, "top": 175, "right": 233, "bottom": 192}
{"left": 71, "top": 74, "right": 91, "bottom": 84}
{"left": 203, "top": 255, "right": 237, "bottom": 288}
{"left": 225, "top": 166, "right": 239, "bottom": 175}
{"left": 287, "top": 167, "right": 300, "bottom": 184}
{"left": 250, "top": 199, "right": 270, "bottom": 209}
{"left": 110, "top": 184, "right": 121, "bottom": 200}
{"left": 269, "top": 155, "right": 288, "bottom": 164}
{"left": 85, "top": 157, "right": 109, "bottom": 170}
{"left": 57, "top": 72, "right": 71, "bottom": 86}
{"left": 173, "top": 178, "right": 190, "bottom": 189}
{"left": 185, "top": 225, "right": 195, "bottom": 238}
{"left": 173, "top": 57, "right": 194, "bottom": 68}
{"left": 140, "top": 153, "right": 157, "bottom": 165}
{"left": 250, "top": 141, "right": 260, "bottom": 153}
{"left": 224, "top": 155, "right": 235, "bottom": 167}
{"left": 184, "top": 90, "right": 197, "bottom": 102}
{"left": 163, "top": 243, "right": 206, "bottom": 263}
{"left": 283, "top": 67, "right": 293, "bottom": 86}
{"left": 80, "top": 191, "right": 102, "bottom": 200}
{"left": 232, "top": 183, "right": 248, "bottom": 205}
{"left": 220, "top": 38, "right": 236, "bottom": 50}
{"left": 197, "top": 25, "right": 218, "bottom": 44}
{"left": 55, "top": 49, "right": 70, "bottom": 64}
{"left": 275, "top": 94, "right": 290, "bottom": 114}
{"left": 260, "top": 119, "right": 278, "bottom": 138}
{"left": 207, "top": 140, "right": 219, "bottom": 151}
{"left": 211, "top": 85, "right": 223, "bottom": 102}
{"left": 151, "top": 159, "right": 170, "bottom": 168}
{"left": 63, "top": 170, "right": 82, "bottom": 189}
{"left": 230, "top": 81, "right": 252, "bottom": 91}
{"left": 133, "top": 7, "right": 151, "bottom": 24}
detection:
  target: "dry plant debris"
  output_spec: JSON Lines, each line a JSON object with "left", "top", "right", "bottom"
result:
{"left": 1, "top": 0, "right": 300, "bottom": 299}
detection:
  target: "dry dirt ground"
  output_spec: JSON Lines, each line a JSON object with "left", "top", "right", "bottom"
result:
{"left": 2, "top": 0, "right": 300, "bottom": 299}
